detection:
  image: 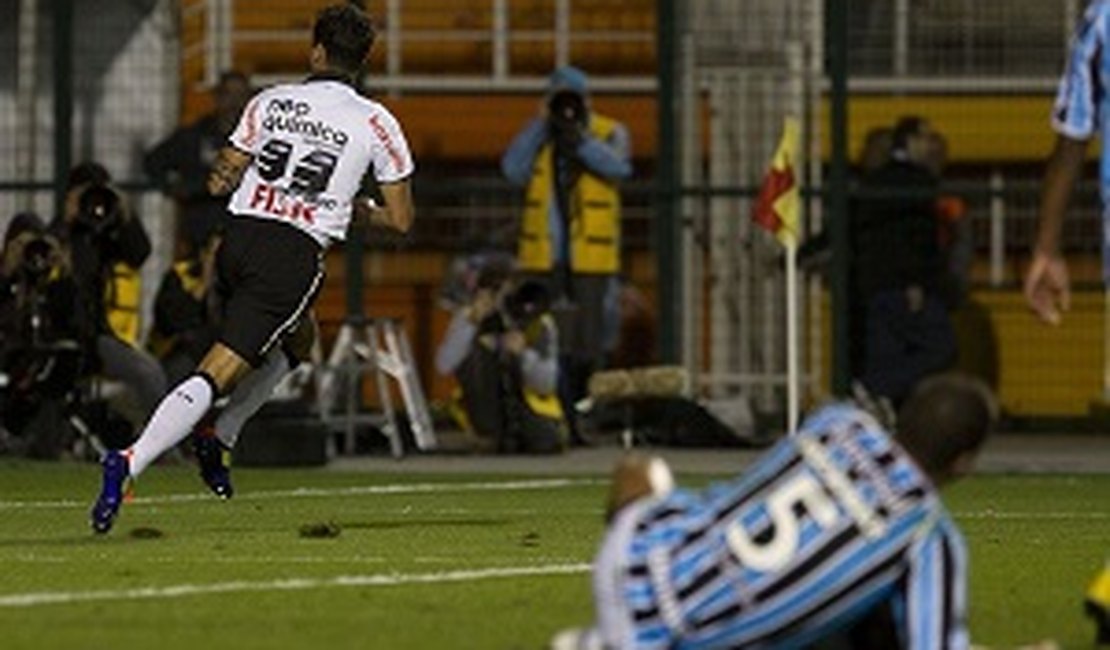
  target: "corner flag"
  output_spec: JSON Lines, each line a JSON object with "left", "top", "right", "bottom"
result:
{"left": 753, "top": 117, "right": 801, "bottom": 249}
{"left": 752, "top": 116, "right": 804, "bottom": 434}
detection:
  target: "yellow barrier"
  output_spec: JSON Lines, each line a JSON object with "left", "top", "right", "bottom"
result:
{"left": 811, "top": 289, "right": 1106, "bottom": 417}
{"left": 818, "top": 95, "right": 1103, "bottom": 164}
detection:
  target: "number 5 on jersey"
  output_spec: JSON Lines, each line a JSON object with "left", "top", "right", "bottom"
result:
{"left": 725, "top": 473, "right": 840, "bottom": 573}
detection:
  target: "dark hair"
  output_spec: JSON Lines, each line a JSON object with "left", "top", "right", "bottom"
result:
{"left": 67, "top": 162, "right": 111, "bottom": 190}
{"left": 891, "top": 116, "right": 927, "bottom": 153}
{"left": 313, "top": 4, "right": 375, "bottom": 75}
{"left": 216, "top": 70, "right": 250, "bottom": 91}
{"left": 896, "top": 373, "right": 997, "bottom": 479}
{"left": 475, "top": 259, "right": 514, "bottom": 290}
{"left": 4, "top": 212, "right": 45, "bottom": 247}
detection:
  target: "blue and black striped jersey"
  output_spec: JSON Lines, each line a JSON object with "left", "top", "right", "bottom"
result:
{"left": 614, "top": 404, "right": 968, "bottom": 649}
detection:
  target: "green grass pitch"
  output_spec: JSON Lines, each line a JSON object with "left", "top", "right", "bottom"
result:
{"left": 0, "top": 460, "right": 1106, "bottom": 649}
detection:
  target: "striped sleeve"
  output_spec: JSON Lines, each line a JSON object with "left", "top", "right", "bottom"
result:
{"left": 900, "top": 516, "right": 969, "bottom": 650}
{"left": 1053, "top": 2, "right": 1110, "bottom": 140}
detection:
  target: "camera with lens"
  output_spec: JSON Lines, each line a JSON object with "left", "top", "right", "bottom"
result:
{"left": 18, "top": 236, "right": 55, "bottom": 285}
{"left": 548, "top": 90, "right": 587, "bottom": 135}
{"left": 75, "top": 182, "right": 123, "bottom": 237}
{"left": 501, "top": 280, "right": 551, "bottom": 331}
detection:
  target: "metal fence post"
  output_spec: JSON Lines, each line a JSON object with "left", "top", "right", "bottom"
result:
{"left": 656, "top": 0, "right": 680, "bottom": 363}
{"left": 16, "top": 0, "right": 39, "bottom": 213}
{"left": 827, "top": 0, "right": 851, "bottom": 396}
{"left": 555, "top": 0, "right": 570, "bottom": 68}
{"left": 53, "top": 0, "right": 73, "bottom": 219}
{"left": 990, "top": 170, "right": 1006, "bottom": 287}
{"left": 492, "top": 0, "right": 508, "bottom": 81}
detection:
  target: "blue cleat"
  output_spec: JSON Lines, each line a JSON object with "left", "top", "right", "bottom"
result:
{"left": 194, "top": 429, "right": 234, "bottom": 499}
{"left": 90, "top": 450, "right": 130, "bottom": 534}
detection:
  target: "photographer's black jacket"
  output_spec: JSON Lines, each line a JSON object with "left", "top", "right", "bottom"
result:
{"left": 51, "top": 213, "right": 151, "bottom": 341}
{"left": 851, "top": 159, "right": 942, "bottom": 300}
{"left": 143, "top": 114, "right": 229, "bottom": 247}
{"left": 0, "top": 274, "right": 84, "bottom": 349}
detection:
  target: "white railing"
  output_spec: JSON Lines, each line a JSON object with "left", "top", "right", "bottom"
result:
{"left": 186, "top": 0, "right": 656, "bottom": 94}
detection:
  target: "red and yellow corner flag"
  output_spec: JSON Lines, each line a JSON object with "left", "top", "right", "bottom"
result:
{"left": 752, "top": 117, "right": 801, "bottom": 249}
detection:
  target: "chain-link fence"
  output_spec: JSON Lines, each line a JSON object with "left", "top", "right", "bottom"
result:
{"left": 0, "top": 0, "right": 660, "bottom": 426}
{"left": 661, "top": 0, "right": 1105, "bottom": 422}
{"left": 0, "top": 0, "right": 1104, "bottom": 431}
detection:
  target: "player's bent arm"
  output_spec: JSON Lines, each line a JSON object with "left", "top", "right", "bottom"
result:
{"left": 1033, "top": 135, "right": 1088, "bottom": 256}
{"left": 356, "top": 179, "right": 414, "bottom": 234}
{"left": 1025, "top": 135, "right": 1086, "bottom": 324}
{"left": 207, "top": 146, "right": 253, "bottom": 196}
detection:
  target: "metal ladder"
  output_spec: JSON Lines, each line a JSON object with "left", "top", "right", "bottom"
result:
{"left": 318, "top": 318, "right": 436, "bottom": 458}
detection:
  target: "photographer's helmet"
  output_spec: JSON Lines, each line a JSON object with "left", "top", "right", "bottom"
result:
{"left": 546, "top": 66, "right": 590, "bottom": 126}
{"left": 67, "top": 161, "right": 111, "bottom": 190}
{"left": 547, "top": 65, "right": 589, "bottom": 99}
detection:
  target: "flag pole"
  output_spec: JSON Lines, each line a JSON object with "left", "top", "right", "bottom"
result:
{"left": 786, "top": 240, "right": 799, "bottom": 434}
{"left": 752, "top": 116, "right": 802, "bottom": 434}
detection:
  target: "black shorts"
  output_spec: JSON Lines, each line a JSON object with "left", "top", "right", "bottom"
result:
{"left": 216, "top": 216, "right": 324, "bottom": 367}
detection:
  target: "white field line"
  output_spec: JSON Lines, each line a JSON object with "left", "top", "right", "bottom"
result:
{"left": 0, "top": 563, "right": 593, "bottom": 608}
{"left": 6, "top": 554, "right": 584, "bottom": 566}
{"left": 954, "top": 511, "right": 1109, "bottom": 520}
{"left": 0, "top": 478, "right": 603, "bottom": 511}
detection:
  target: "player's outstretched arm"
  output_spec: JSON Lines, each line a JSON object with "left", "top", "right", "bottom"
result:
{"left": 356, "top": 179, "right": 414, "bottom": 234}
{"left": 1025, "top": 135, "right": 1087, "bottom": 325}
{"left": 207, "top": 146, "right": 252, "bottom": 196}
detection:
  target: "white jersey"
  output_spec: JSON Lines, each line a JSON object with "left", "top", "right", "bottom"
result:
{"left": 226, "top": 78, "right": 414, "bottom": 247}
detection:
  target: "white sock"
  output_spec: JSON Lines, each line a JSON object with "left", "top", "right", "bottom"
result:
{"left": 128, "top": 375, "right": 215, "bottom": 477}
{"left": 215, "top": 349, "right": 290, "bottom": 448}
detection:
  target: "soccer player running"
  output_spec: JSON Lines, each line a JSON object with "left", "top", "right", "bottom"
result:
{"left": 553, "top": 373, "right": 996, "bottom": 649}
{"left": 90, "top": 3, "right": 414, "bottom": 533}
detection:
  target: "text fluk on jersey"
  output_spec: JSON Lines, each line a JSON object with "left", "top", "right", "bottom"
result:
{"left": 246, "top": 183, "right": 338, "bottom": 224}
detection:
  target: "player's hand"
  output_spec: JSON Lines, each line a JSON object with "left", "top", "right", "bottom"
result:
{"left": 1023, "top": 249, "right": 1070, "bottom": 325}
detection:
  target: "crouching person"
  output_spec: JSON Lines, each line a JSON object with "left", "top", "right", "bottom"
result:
{"left": 553, "top": 373, "right": 999, "bottom": 649}
{"left": 436, "top": 264, "right": 566, "bottom": 454}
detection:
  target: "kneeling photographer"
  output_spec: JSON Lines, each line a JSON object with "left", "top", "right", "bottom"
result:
{"left": 52, "top": 163, "right": 166, "bottom": 427}
{"left": 436, "top": 263, "right": 566, "bottom": 454}
{"left": 0, "top": 213, "right": 85, "bottom": 457}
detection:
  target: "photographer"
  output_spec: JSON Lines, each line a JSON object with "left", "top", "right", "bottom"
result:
{"left": 148, "top": 232, "right": 221, "bottom": 385}
{"left": 435, "top": 263, "right": 566, "bottom": 454}
{"left": 143, "top": 70, "right": 252, "bottom": 254}
{"left": 0, "top": 213, "right": 84, "bottom": 457}
{"left": 501, "top": 65, "right": 632, "bottom": 445}
{"left": 51, "top": 162, "right": 166, "bottom": 422}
